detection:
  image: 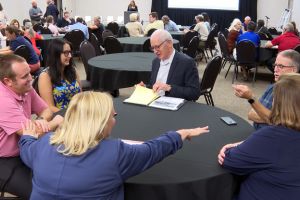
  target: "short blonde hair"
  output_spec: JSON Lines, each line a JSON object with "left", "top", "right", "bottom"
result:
{"left": 129, "top": 13, "right": 138, "bottom": 22}
{"left": 269, "top": 73, "right": 300, "bottom": 131}
{"left": 50, "top": 91, "right": 113, "bottom": 156}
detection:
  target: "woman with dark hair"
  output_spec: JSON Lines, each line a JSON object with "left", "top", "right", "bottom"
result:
{"left": 127, "top": 0, "right": 138, "bottom": 11}
{"left": 255, "top": 19, "right": 272, "bottom": 40}
{"left": 218, "top": 73, "right": 300, "bottom": 199}
{"left": 37, "top": 38, "right": 81, "bottom": 112}
{"left": 0, "top": 25, "right": 40, "bottom": 73}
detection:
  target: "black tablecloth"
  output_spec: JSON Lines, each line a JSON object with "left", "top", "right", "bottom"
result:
{"left": 259, "top": 40, "right": 277, "bottom": 62}
{"left": 169, "top": 31, "right": 185, "bottom": 46}
{"left": 88, "top": 52, "right": 155, "bottom": 91}
{"left": 117, "top": 37, "right": 180, "bottom": 52}
{"left": 111, "top": 98, "right": 254, "bottom": 200}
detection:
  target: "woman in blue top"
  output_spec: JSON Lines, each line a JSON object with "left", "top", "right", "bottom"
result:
{"left": 38, "top": 38, "right": 81, "bottom": 112}
{"left": 0, "top": 25, "right": 40, "bottom": 73}
{"left": 218, "top": 73, "right": 300, "bottom": 200}
{"left": 19, "top": 91, "right": 209, "bottom": 200}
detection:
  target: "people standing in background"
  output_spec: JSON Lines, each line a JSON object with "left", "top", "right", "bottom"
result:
{"left": 162, "top": 15, "right": 179, "bottom": 32}
{"left": 29, "top": 0, "right": 43, "bottom": 25}
{"left": 227, "top": 18, "right": 242, "bottom": 55}
{"left": 125, "top": 13, "right": 143, "bottom": 37}
{"left": 57, "top": 11, "right": 75, "bottom": 28}
{"left": 37, "top": 38, "right": 81, "bottom": 112}
{"left": 201, "top": 12, "right": 211, "bottom": 32}
{"left": 127, "top": 0, "right": 138, "bottom": 11}
{"left": 144, "top": 12, "right": 164, "bottom": 36}
{"left": 242, "top": 16, "right": 251, "bottom": 32}
{"left": 0, "top": 3, "right": 8, "bottom": 25}
{"left": 44, "top": 0, "right": 59, "bottom": 24}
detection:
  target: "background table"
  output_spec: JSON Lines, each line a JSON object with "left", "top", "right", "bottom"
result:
{"left": 117, "top": 37, "right": 180, "bottom": 52}
{"left": 112, "top": 98, "right": 254, "bottom": 200}
{"left": 259, "top": 40, "right": 278, "bottom": 62}
{"left": 89, "top": 52, "right": 155, "bottom": 91}
{"left": 169, "top": 31, "right": 185, "bottom": 46}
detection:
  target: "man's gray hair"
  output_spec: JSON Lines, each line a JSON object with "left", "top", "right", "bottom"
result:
{"left": 151, "top": 29, "right": 173, "bottom": 43}
{"left": 284, "top": 23, "right": 295, "bottom": 33}
{"left": 279, "top": 49, "right": 300, "bottom": 72}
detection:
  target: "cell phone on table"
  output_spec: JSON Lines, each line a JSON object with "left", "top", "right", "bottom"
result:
{"left": 220, "top": 116, "right": 237, "bottom": 125}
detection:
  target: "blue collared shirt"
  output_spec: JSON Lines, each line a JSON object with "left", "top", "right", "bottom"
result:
{"left": 164, "top": 20, "right": 179, "bottom": 32}
{"left": 68, "top": 22, "right": 89, "bottom": 40}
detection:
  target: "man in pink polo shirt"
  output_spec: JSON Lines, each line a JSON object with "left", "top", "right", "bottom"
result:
{"left": 0, "top": 54, "right": 63, "bottom": 199}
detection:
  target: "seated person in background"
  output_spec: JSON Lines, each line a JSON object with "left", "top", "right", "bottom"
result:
{"left": 227, "top": 18, "right": 242, "bottom": 55}
{"left": 218, "top": 73, "right": 300, "bottom": 200}
{"left": 265, "top": 23, "right": 300, "bottom": 72}
{"left": 141, "top": 29, "right": 201, "bottom": 101}
{"left": 19, "top": 91, "right": 209, "bottom": 199}
{"left": 38, "top": 38, "right": 81, "bottom": 113}
{"left": 236, "top": 21, "right": 260, "bottom": 80}
{"left": 255, "top": 19, "right": 272, "bottom": 40}
{"left": 89, "top": 16, "right": 105, "bottom": 35}
{"left": 10, "top": 19, "right": 23, "bottom": 32}
{"left": 127, "top": 0, "right": 138, "bottom": 11}
{"left": 242, "top": 16, "right": 251, "bottom": 32}
{"left": 162, "top": 15, "right": 179, "bottom": 32}
{"left": 0, "top": 25, "right": 40, "bottom": 73}
{"left": 232, "top": 49, "right": 300, "bottom": 130}
{"left": 44, "top": 15, "right": 62, "bottom": 35}
{"left": 57, "top": 11, "right": 75, "bottom": 28}
{"left": 201, "top": 12, "right": 211, "bottom": 32}
{"left": 193, "top": 15, "right": 209, "bottom": 49}
{"left": 144, "top": 12, "right": 164, "bottom": 36}
{"left": 0, "top": 54, "right": 63, "bottom": 199}
{"left": 125, "top": 13, "right": 143, "bottom": 37}
{"left": 68, "top": 17, "right": 89, "bottom": 40}
{"left": 291, "top": 21, "right": 299, "bottom": 37}
{"left": 23, "top": 20, "right": 42, "bottom": 56}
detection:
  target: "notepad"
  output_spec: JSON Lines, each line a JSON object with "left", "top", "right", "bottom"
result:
{"left": 124, "top": 85, "right": 185, "bottom": 111}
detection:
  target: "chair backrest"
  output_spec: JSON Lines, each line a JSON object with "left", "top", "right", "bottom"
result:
{"left": 217, "top": 32, "right": 230, "bottom": 58}
{"left": 103, "top": 36, "right": 123, "bottom": 54}
{"left": 185, "top": 36, "right": 199, "bottom": 58}
{"left": 64, "top": 29, "right": 85, "bottom": 55}
{"left": 89, "top": 33, "right": 102, "bottom": 56}
{"left": 268, "top": 27, "right": 278, "bottom": 35}
{"left": 182, "top": 31, "right": 199, "bottom": 48}
{"left": 88, "top": 27, "right": 104, "bottom": 45}
{"left": 205, "top": 24, "right": 218, "bottom": 49}
{"left": 143, "top": 38, "right": 153, "bottom": 52}
{"left": 236, "top": 40, "right": 256, "bottom": 65}
{"left": 118, "top": 26, "right": 129, "bottom": 38}
{"left": 294, "top": 45, "right": 300, "bottom": 54}
{"left": 106, "top": 22, "right": 120, "bottom": 35}
{"left": 102, "top": 29, "right": 114, "bottom": 42}
{"left": 147, "top": 28, "right": 157, "bottom": 37}
{"left": 79, "top": 40, "right": 96, "bottom": 81}
{"left": 33, "top": 23, "right": 44, "bottom": 33}
{"left": 223, "top": 28, "right": 229, "bottom": 39}
{"left": 14, "top": 45, "right": 31, "bottom": 63}
{"left": 200, "top": 55, "right": 222, "bottom": 93}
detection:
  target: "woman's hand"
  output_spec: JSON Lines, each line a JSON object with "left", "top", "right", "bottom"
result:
{"left": 177, "top": 126, "right": 209, "bottom": 141}
{"left": 218, "top": 141, "right": 243, "bottom": 165}
{"left": 22, "top": 119, "right": 38, "bottom": 138}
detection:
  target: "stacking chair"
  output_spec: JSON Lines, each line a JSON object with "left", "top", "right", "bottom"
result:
{"left": 146, "top": 28, "right": 157, "bottom": 37}
{"left": 217, "top": 32, "right": 237, "bottom": 76}
{"left": 143, "top": 38, "right": 153, "bottom": 52}
{"left": 199, "top": 55, "right": 222, "bottom": 106}
{"left": 268, "top": 27, "right": 278, "bottom": 35}
{"left": 294, "top": 45, "right": 300, "bottom": 54}
{"left": 181, "top": 31, "right": 199, "bottom": 52}
{"left": 64, "top": 29, "right": 85, "bottom": 57}
{"left": 183, "top": 36, "right": 199, "bottom": 59}
{"left": 223, "top": 28, "right": 229, "bottom": 39}
{"left": 234, "top": 40, "right": 257, "bottom": 84}
{"left": 204, "top": 23, "right": 218, "bottom": 59}
{"left": 14, "top": 45, "right": 30, "bottom": 63}
{"left": 102, "top": 29, "right": 114, "bottom": 43}
{"left": 33, "top": 23, "right": 44, "bottom": 33}
{"left": 117, "top": 26, "right": 129, "bottom": 38}
{"left": 89, "top": 33, "right": 103, "bottom": 56}
{"left": 103, "top": 36, "right": 123, "bottom": 54}
{"left": 79, "top": 40, "right": 96, "bottom": 91}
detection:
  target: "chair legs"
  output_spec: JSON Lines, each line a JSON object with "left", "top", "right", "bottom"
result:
{"left": 203, "top": 92, "right": 214, "bottom": 106}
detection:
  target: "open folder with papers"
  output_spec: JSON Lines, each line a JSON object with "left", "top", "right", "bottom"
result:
{"left": 123, "top": 85, "right": 185, "bottom": 111}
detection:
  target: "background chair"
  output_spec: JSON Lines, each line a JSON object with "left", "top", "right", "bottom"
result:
{"left": 106, "top": 22, "right": 119, "bottom": 36}
{"left": 88, "top": 27, "right": 103, "bottom": 46}
{"left": 268, "top": 27, "right": 278, "bottom": 35}
{"left": 181, "top": 31, "right": 199, "bottom": 52}
{"left": 103, "top": 36, "right": 123, "bottom": 54}
{"left": 117, "top": 26, "right": 129, "bottom": 38}
{"left": 183, "top": 36, "right": 199, "bottom": 59}
{"left": 146, "top": 28, "right": 157, "bottom": 37}
{"left": 204, "top": 23, "right": 218, "bottom": 59}
{"left": 143, "top": 38, "right": 153, "bottom": 52}
{"left": 102, "top": 29, "right": 114, "bottom": 43}
{"left": 14, "top": 45, "right": 30, "bottom": 63}
{"left": 234, "top": 40, "right": 257, "bottom": 84}
{"left": 199, "top": 55, "right": 223, "bottom": 106}
{"left": 64, "top": 29, "right": 85, "bottom": 57}
{"left": 32, "top": 23, "right": 44, "bottom": 33}
{"left": 89, "top": 33, "right": 103, "bottom": 56}
{"left": 79, "top": 40, "right": 96, "bottom": 91}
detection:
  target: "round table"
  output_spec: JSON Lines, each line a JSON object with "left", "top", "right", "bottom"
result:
{"left": 259, "top": 40, "right": 278, "bottom": 62}
{"left": 117, "top": 37, "right": 180, "bottom": 52}
{"left": 169, "top": 31, "right": 185, "bottom": 45}
{"left": 88, "top": 52, "right": 156, "bottom": 91}
{"left": 111, "top": 98, "right": 254, "bottom": 200}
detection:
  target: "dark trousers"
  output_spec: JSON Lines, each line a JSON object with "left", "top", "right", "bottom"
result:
{"left": 0, "top": 157, "right": 32, "bottom": 200}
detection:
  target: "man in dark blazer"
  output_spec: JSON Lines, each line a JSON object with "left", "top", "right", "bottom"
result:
{"left": 142, "top": 29, "right": 201, "bottom": 101}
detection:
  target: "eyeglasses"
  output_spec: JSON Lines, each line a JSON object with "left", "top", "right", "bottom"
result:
{"left": 62, "top": 50, "right": 72, "bottom": 57}
{"left": 272, "top": 63, "right": 295, "bottom": 69}
{"left": 150, "top": 40, "right": 168, "bottom": 51}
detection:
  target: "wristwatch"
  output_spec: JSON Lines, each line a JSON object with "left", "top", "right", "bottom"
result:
{"left": 248, "top": 98, "right": 255, "bottom": 104}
